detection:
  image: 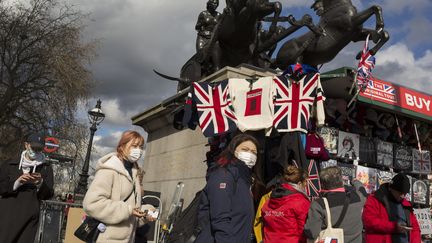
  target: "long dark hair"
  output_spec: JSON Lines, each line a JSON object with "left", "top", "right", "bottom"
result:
{"left": 217, "top": 133, "right": 259, "bottom": 167}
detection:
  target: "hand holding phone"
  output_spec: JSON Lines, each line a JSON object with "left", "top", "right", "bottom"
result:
{"left": 397, "top": 224, "right": 412, "bottom": 233}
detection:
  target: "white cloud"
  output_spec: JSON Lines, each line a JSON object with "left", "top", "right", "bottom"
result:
{"left": 374, "top": 43, "right": 432, "bottom": 93}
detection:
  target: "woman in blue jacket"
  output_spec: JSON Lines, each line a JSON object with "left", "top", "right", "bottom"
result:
{"left": 195, "top": 134, "right": 259, "bottom": 243}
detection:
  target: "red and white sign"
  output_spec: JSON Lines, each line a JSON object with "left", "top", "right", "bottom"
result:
{"left": 360, "top": 77, "right": 432, "bottom": 119}
{"left": 400, "top": 87, "right": 432, "bottom": 117}
{"left": 44, "top": 137, "right": 60, "bottom": 153}
{"left": 360, "top": 78, "right": 398, "bottom": 105}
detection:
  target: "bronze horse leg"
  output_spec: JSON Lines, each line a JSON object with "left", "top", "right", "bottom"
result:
{"left": 351, "top": 5, "right": 389, "bottom": 57}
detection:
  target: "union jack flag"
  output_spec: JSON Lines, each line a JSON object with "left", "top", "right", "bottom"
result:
{"left": 273, "top": 73, "right": 325, "bottom": 133}
{"left": 305, "top": 159, "right": 321, "bottom": 198}
{"left": 357, "top": 34, "right": 376, "bottom": 91}
{"left": 367, "top": 80, "right": 396, "bottom": 95}
{"left": 188, "top": 80, "right": 237, "bottom": 137}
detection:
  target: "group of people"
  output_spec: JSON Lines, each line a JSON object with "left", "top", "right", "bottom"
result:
{"left": 195, "top": 133, "right": 422, "bottom": 243}
{"left": 0, "top": 131, "right": 157, "bottom": 243}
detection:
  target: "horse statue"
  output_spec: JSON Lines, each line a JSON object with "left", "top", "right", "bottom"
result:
{"left": 274, "top": 0, "right": 389, "bottom": 69}
{"left": 156, "top": 0, "right": 285, "bottom": 91}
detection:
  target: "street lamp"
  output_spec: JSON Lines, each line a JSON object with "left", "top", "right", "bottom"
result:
{"left": 75, "top": 99, "right": 105, "bottom": 197}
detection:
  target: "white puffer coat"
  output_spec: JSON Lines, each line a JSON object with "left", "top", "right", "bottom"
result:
{"left": 83, "top": 153, "right": 142, "bottom": 243}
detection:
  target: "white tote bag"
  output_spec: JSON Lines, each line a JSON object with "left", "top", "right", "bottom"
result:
{"left": 309, "top": 197, "right": 344, "bottom": 243}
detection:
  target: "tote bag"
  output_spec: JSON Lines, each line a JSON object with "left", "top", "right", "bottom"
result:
{"left": 308, "top": 197, "right": 344, "bottom": 243}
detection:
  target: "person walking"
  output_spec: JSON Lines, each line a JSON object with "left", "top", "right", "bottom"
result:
{"left": 83, "top": 130, "right": 154, "bottom": 243}
{"left": 362, "top": 173, "right": 421, "bottom": 243}
{"left": 195, "top": 133, "right": 259, "bottom": 243}
{"left": 304, "top": 166, "right": 367, "bottom": 243}
{"left": 0, "top": 133, "right": 54, "bottom": 243}
{"left": 261, "top": 166, "right": 310, "bottom": 243}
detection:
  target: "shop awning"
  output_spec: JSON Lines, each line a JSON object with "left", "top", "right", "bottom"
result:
{"left": 321, "top": 67, "right": 432, "bottom": 123}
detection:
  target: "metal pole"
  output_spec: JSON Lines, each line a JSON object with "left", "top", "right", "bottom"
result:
{"left": 75, "top": 122, "right": 97, "bottom": 197}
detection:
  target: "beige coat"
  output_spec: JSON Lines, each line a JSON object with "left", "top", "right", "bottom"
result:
{"left": 83, "top": 153, "right": 142, "bottom": 243}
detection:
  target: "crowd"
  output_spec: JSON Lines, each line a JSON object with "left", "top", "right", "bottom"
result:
{"left": 195, "top": 133, "right": 422, "bottom": 243}
{"left": 0, "top": 131, "right": 423, "bottom": 243}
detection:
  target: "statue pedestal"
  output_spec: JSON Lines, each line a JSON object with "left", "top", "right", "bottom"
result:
{"left": 131, "top": 65, "right": 276, "bottom": 216}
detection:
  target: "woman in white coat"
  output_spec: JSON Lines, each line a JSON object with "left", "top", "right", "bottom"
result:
{"left": 83, "top": 130, "right": 152, "bottom": 243}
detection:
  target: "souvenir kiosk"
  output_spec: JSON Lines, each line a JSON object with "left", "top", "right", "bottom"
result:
{"left": 132, "top": 66, "right": 432, "bottom": 235}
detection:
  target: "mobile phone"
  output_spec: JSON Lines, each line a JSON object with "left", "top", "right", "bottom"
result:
{"left": 401, "top": 226, "right": 412, "bottom": 230}
{"left": 149, "top": 210, "right": 159, "bottom": 218}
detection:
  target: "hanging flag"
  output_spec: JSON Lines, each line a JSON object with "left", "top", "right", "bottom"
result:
{"left": 348, "top": 35, "right": 376, "bottom": 107}
{"left": 356, "top": 34, "right": 376, "bottom": 91}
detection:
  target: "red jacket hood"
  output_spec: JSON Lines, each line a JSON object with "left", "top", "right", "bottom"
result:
{"left": 267, "top": 183, "right": 309, "bottom": 210}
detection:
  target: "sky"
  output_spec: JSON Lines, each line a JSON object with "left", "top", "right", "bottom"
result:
{"left": 70, "top": 0, "right": 432, "bottom": 168}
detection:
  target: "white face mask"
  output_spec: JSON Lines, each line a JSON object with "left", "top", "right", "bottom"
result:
{"left": 235, "top": 151, "right": 257, "bottom": 168}
{"left": 27, "top": 149, "right": 37, "bottom": 160}
{"left": 128, "top": 148, "right": 143, "bottom": 162}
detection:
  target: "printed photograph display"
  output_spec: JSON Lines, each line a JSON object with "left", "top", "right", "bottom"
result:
{"left": 338, "top": 162, "right": 355, "bottom": 186}
{"left": 394, "top": 145, "right": 413, "bottom": 170}
{"left": 376, "top": 140, "right": 393, "bottom": 168}
{"left": 359, "top": 136, "right": 376, "bottom": 163}
{"left": 355, "top": 165, "right": 377, "bottom": 194}
{"left": 337, "top": 131, "right": 360, "bottom": 159}
{"left": 413, "top": 179, "right": 429, "bottom": 205}
{"left": 412, "top": 149, "right": 431, "bottom": 174}
{"left": 318, "top": 127, "right": 338, "bottom": 154}
{"left": 320, "top": 159, "right": 337, "bottom": 170}
{"left": 405, "top": 175, "right": 413, "bottom": 202}
{"left": 376, "top": 170, "right": 395, "bottom": 187}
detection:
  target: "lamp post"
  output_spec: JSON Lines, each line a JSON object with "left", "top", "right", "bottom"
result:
{"left": 75, "top": 100, "right": 105, "bottom": 197}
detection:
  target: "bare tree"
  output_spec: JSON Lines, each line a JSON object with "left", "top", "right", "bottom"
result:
{"left": 0, "top": 0, "right": 97, "bottom": 160}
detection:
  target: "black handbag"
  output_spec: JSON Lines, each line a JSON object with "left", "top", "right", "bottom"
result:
{"left": 74, "top": 184, "right": 136, "bottom": 242}
{"left": 74, "top": 216, "right": 101, "bottom": 242}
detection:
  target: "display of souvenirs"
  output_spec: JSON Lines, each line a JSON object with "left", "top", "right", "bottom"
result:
{"left": 404, "top": 175, "right": 413, "bottom": 202}
{"left": 320, "top": 159, "right": 338, "bottom": 170}
{"left": 305, "top": 159, "right": 321, "bottom": 198}
{"left": 338, "top": 162, "right": 355, "bottom": 186}
{"left": 337, "top": 131, "right": 360, "bottom": 159}
{"left": 412, "top": 149, "right": 431, "bottom": 174}
{"left": 412, "top": 178, "right": 429, "bottom": 206}
{"left": 229, "top": 77, "right": 275, "bottom": 132}
{"left": 273, "top": 73, "right": 325, "bottom": 133}
{"left": 359, "top": 136, "right": 376, "bottom": 163}
{"left": 376, "top": 140, "right": 393, "bottom": 168}
{"left": 318, "top": 127, "right": 338, "bottom": 154}
{"left": 376, "top": 170, "right": 395, "bottom": 188}
{"left": 355, "top": 165, "right": 377, "bottom": 194}
{"left": 394, "top": 145, "right": 413, "bottom": 170}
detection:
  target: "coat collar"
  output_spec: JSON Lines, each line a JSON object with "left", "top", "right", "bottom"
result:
{"left": 96, "top": 152, "right": 136, "bottom": 181}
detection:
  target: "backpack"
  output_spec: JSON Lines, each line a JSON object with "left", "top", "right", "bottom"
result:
{"left": 305, "top": 131, "right": 330, "bottom": 161}
{"left": 166, "top": 168, "right": 238, "bottom": 243}
{"left": 308, "top": 196, "right": 350, "bottom": 243}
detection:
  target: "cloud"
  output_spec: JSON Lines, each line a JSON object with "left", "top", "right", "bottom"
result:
{"left": 402, "top": 16, "right": 432, "bottom": 48}
{"left": 380, "top": 0, "right": 432, "bottom": 15}
{"left": 374, "top": 43, "right": 432, "bottom": 93}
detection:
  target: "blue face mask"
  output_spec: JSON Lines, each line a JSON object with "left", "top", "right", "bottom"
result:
{"left": 27, "top": 148, "right": 38, "bottom": 160}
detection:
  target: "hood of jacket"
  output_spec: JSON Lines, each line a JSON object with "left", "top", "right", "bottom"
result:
{"left": 96, "top": 152, "right": 135, "bottom": 181}
{"left": 267, "top": 183, "right": 309, "bottom": 209}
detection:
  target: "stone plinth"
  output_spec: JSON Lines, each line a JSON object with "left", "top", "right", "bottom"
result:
{"left": 131, "top": 65, "right": 276, "bottom": 219}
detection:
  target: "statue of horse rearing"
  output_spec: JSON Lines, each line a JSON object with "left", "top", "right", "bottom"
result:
{"left": 275, "top": 0, "right": 389, "bottom": 69}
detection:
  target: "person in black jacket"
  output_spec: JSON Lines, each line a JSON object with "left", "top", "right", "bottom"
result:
{"left": 0, "top": 133, "right": 54, "bottom": 243}
{"left": 195, "top": 133, "right": 259, "bottom": 243}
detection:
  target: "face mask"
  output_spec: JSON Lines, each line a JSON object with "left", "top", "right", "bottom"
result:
{"left": 27, "top": 149, "right": 38, "bottom": 160}
{"left": 128, "top": 148, "right": 143, "bottom": 162}
{"left": 235, "top": 151, "right": 257, "bottom": 168}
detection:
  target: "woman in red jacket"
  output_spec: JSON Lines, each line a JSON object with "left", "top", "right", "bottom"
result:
{"left": 262, "top": 166, "right": 310, "bottom": 243}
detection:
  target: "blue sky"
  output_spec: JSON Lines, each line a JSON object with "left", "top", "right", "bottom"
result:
{"left": 71, "top": 0, "right": 432, "bottom": 167}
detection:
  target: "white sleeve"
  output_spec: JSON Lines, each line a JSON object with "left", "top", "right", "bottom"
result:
{"left": 13, "top": 179, "right": 23, "bottom": 191}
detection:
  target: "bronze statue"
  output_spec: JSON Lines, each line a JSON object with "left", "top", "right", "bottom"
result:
{"left": 154, "top": 0, "right": 390, "bottom": 92}
{"left": 195, "top": 0, "right": 221, "bottom": 52}
{"left": 274, "top": 0, "right": 389, "bottom": 69}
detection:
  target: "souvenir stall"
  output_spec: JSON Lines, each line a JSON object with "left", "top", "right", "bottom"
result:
{"left": 319, "top": 67, "right": 432, "bottom": 237}
{"left": 177, "top": 65, "right": 432, "bottom": 213}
